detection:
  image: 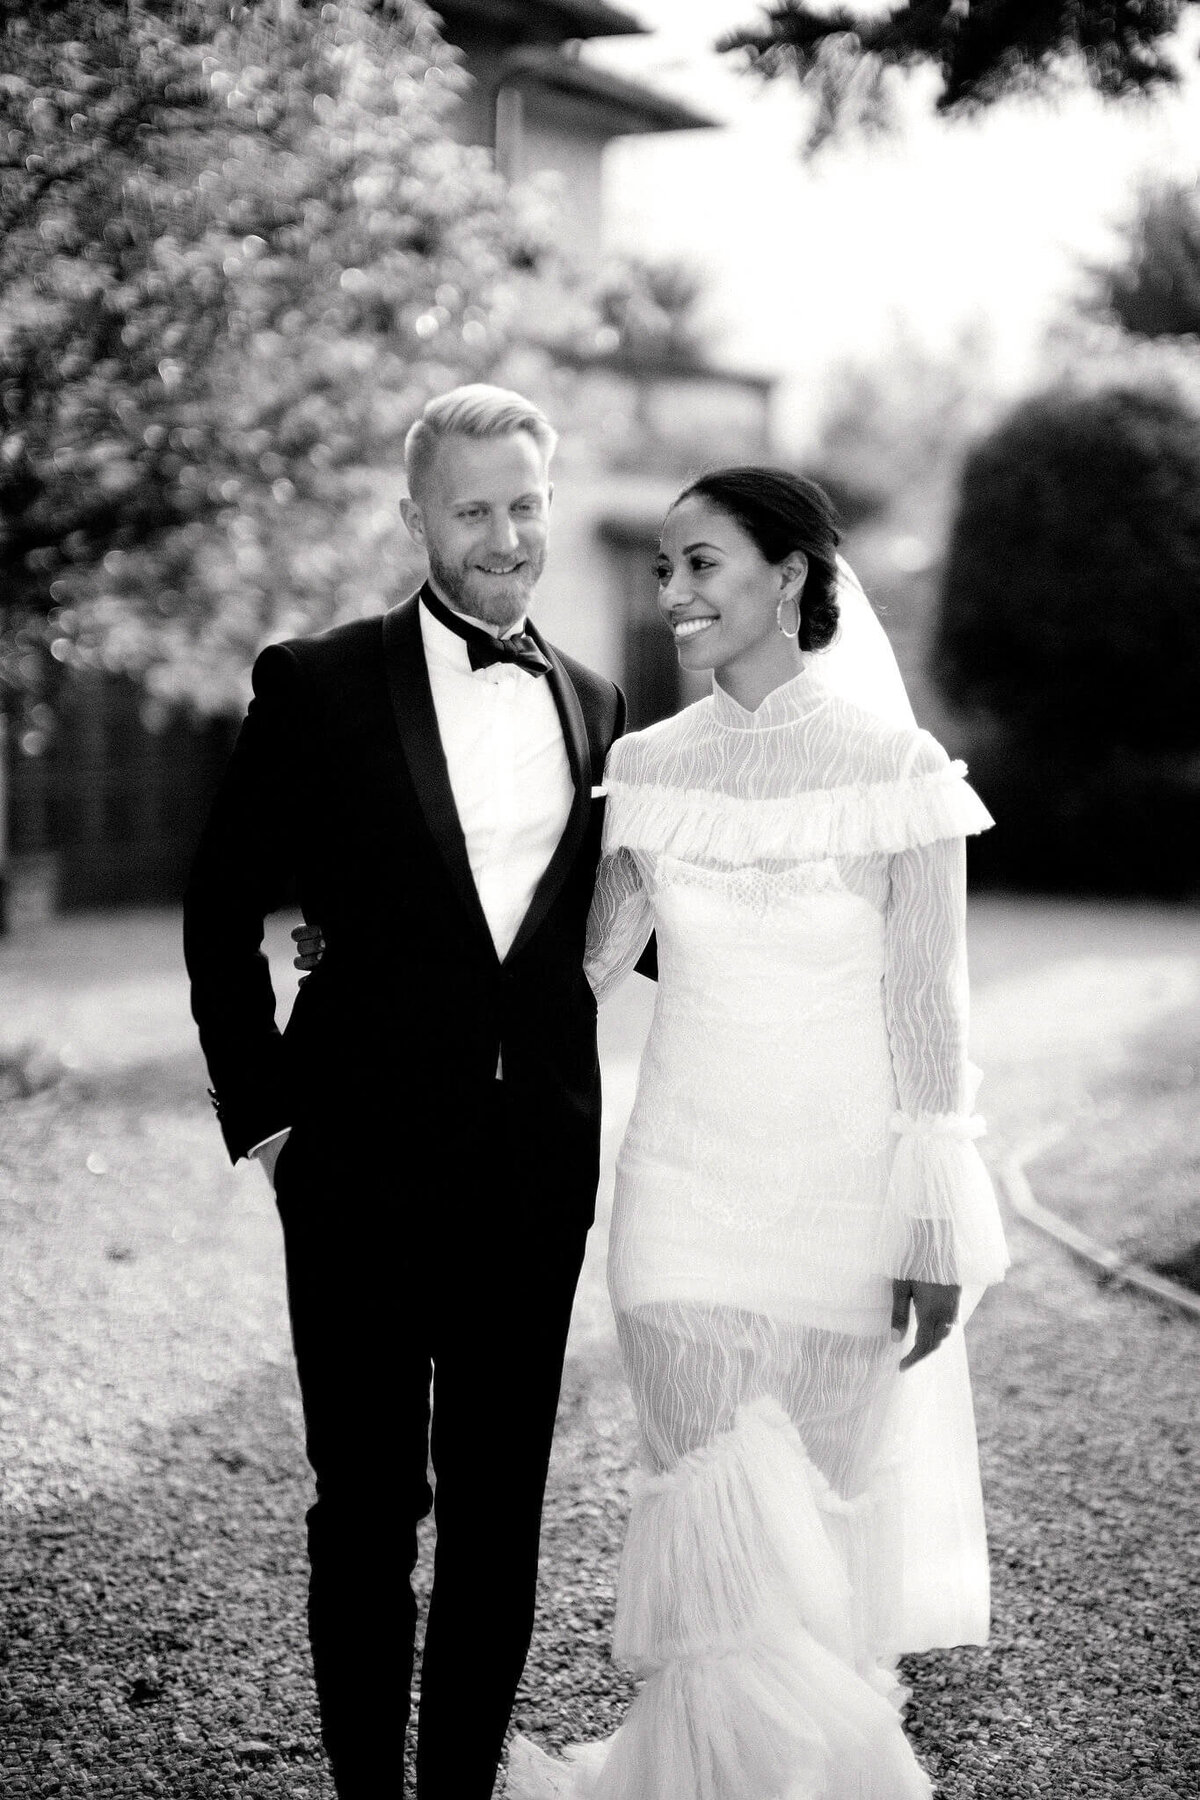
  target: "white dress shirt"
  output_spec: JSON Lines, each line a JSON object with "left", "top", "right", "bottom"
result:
{"left": 419, "top": 599, "right": 574, "bottom": 960}
{"left": 251, "top": 595, "right": 574, "bottom": 1160}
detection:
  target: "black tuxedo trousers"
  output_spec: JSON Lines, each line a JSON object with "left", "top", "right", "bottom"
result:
{"left": 183, "top": 598, "right": 626, "bottom": 1799}
{"left": 275, "top": 1098, "right": 588, "bottom": 1799}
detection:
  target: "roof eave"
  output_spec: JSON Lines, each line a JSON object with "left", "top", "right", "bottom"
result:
{"left": 499, "top": 51, "right": 718, "bottom": 135}
{"left": 432, "top": 0, "right": 647, "bottom": 43}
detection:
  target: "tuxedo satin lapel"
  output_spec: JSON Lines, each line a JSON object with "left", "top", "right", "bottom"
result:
{"left": 505, "top": 626, "right": 593, "bottom": 965}
{"left": 382, "top": 597, "right": 496, "bottom": 960}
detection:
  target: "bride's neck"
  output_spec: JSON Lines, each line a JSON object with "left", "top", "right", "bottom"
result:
{"left": 713, "top": 635, "right": 805, "bottom": 713}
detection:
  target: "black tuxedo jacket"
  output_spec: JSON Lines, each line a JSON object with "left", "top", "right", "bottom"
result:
{"left": 183, "top": 593, "right": 626, "bottom": 1222}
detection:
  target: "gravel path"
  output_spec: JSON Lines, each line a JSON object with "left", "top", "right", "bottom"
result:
{"left": 1023, "top": 999, "right": 1200, "bottom": 1283}
{"left": 1, "top": 902, "right": 1198, "bottom": 1798}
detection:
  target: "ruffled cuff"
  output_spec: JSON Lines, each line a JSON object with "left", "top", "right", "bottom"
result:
{"left": 875, "top": 1111, "right": 1010, "bottom": 1288}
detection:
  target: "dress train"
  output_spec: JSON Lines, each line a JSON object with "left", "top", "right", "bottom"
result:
{"left": 507, "top": 1397, "right": 932, "bottom": 1800}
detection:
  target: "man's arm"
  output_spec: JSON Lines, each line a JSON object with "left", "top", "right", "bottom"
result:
{"left": 606, "top": 680, "right": 657, "bottom": 982}
{"left": 183, "top": 643, "right": 310, "bottom": 1164}
{"left": 611, "top": 680, "right": 627, "bottom": 746}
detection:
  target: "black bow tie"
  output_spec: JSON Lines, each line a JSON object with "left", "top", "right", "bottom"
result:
{"left": 420, "top": 586, "right": 552, "bottom": 679}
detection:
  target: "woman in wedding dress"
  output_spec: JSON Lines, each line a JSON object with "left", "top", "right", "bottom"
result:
{"left": 509, "top": 468, "right": 1009, "bottom": 1800}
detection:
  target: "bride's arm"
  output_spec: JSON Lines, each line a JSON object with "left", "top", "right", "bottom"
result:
{"left": 585, "top": 846, "right": 654, "bottom": 1006}
{"left": 880, "top": 826, "right": 1010, "bottom": 1294}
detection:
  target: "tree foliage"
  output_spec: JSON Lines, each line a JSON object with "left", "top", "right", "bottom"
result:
{"left": 937, "top": 383, "right": 1200, "bottom": 745}
{"left": 812, "top": 319, "right": 998, "bottom": 513}
{"left": 720, "top": 1, "right": 1195, "bottom": 146}
{"left": 0, "top": 0, "right": 548, "bottom": 716}
{"left": 934, "top": 383, "right": 1200, "bottom": 893}
{"left": 592, "top": 255, "right": 709, "bottom": 368}
{"left": 1101, "top": 177, "right": 1200, "bottom": 339}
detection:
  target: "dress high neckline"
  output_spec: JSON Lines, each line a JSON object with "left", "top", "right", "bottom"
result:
{"left": 710, "top": 663, "right": 830, "bottom": 731}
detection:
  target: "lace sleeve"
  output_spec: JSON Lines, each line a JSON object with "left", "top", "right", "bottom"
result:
{"left": 585, "top": 847, "right": 654, "bottom": 1006}
{"left": 878, "top": 826, "right": 1009, "bottom": 1290}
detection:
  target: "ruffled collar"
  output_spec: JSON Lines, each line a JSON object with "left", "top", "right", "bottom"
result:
{"left": 710, "top": 663, "right": 831, "bottom": 732}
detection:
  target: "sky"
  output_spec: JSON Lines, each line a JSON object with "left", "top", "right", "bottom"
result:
{"left": 584, "top": 1, "right": 1200, "bottom": 450}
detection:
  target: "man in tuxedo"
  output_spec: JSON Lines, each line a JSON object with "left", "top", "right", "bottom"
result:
{"left": 183, "top": 385, "right": 626, "bottom": 1798}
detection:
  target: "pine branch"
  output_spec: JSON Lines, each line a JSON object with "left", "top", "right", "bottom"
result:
{"left": 720, "top": 0, "right": 1193, "bottom": 115}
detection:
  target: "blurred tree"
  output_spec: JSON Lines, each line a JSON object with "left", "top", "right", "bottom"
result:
{"left": 1101, "top": 177, "right": 1200, "bottom": 339}
{"left": 812, "top": 318, "right": 998, "bottom": 514}
{"left": 933, "top": 383, "right": 1200, "bottom": 893}
{"left": 0, "top": 0, "right": 547, "bottom": 718}
{"left": 720, "top": 1, "right": 1195, "bottom": 149}
{"left": 592, "top": 254, "right": 709, "bottom": 369}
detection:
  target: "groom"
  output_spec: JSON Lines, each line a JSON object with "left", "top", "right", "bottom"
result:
{"left": 183, "top": 385, "right": 626, "bottom": 1799}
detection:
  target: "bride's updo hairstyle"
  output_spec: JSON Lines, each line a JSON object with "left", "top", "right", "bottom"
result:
{"left": 674, "top": 468, "right": 841, "bottom": 652}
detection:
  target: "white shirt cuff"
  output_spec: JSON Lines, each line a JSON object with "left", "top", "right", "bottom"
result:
{"left": 248, "top": 1127, "right": 291, "bottom": 1160}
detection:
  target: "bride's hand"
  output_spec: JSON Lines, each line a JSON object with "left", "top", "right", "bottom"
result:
{"left": 891, "top": 1279, "right": 961, "bottom": 1371}
{"left": 292, "top": 923, "right": 325, "bottom": 974}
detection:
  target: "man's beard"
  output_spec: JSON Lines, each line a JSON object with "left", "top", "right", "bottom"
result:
{"left": 427, "top": 543, "right": 545, "bottom": 628}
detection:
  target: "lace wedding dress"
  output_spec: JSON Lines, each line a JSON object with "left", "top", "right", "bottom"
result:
{"left": 508, "top": 659, "right": 1009, "bottom": 1800}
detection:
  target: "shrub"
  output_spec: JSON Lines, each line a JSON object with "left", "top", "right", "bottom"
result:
{"left": 934, "top": 383, "right": 1200, "bottom": 895}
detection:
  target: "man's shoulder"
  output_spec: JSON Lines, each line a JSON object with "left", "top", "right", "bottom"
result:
{"left": 282, "top": 610, "right": 392, "bottom": 671}
{"left": 544, "top": 641, "right": 625, "bottom": 745}
{"left": 259, "top": 604, "right": 412, "bottom": 694}
{"left": 250, "top": 606, "right": 408, "bottom": 719}
{"left": 546, "top": 640, "right": 616, "bottom": 701}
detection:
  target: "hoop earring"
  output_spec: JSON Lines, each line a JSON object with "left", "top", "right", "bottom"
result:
{"left": 776, "top": 592, "right": 801, "bottom": 639}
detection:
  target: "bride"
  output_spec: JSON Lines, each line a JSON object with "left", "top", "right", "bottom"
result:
{"left": 508, "top": 467, "right": 1009, "bottom": 1799}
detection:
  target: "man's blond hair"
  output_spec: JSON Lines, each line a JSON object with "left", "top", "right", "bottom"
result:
{"left": 404, "top": 384, "right": 557, "bottom": 498}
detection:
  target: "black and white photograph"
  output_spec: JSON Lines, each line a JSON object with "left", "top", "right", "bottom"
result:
{"left": 1, "top": 2, "right": 1199, "bottom": 1797}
